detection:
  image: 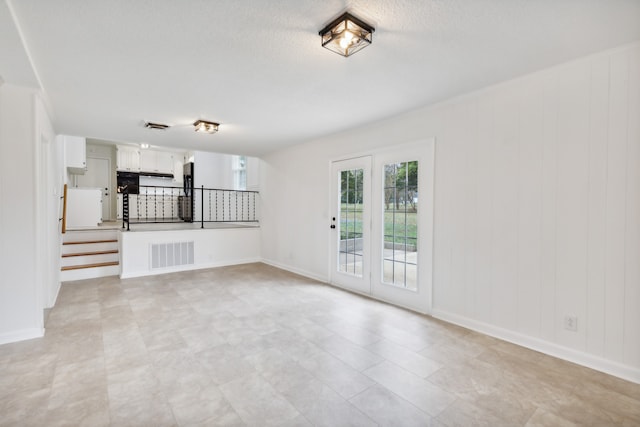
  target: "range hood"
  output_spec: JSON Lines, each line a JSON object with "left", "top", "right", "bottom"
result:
{"left": 139, "top": 171, "right": 174, "bottom": 178}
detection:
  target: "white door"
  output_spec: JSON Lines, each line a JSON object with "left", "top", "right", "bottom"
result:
{"left": 330, "top": 156, "right": 372, "bottom": 295}
{"left": 77, "top": 156, "right": 111, "bottom": 221}
{"left": 371, "top": 140, "right": 435, "bottom": 313}
{"left": 330, "top": 140, "right": 435, "bottom": 313}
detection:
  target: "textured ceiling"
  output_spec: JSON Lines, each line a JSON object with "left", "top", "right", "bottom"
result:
{"left": 4, "top": 0, "right": 640, "bottom": 155}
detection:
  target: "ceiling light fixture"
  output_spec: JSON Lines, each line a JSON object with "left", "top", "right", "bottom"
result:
{"left": 144, "top": 121, "right": 170, "bottom": 130}
{"left": 140, "top": 143, "right": 149, "bottom": 149}
{"left": 193, "top": 120, "right": 219, "bottom": 134}
{"left": 319, "top": 12, "right": 374, "bottom": 57}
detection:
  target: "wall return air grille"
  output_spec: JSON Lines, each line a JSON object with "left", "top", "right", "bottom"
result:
{"left": 151, "top": 241, "right": 194, "bottom": 269}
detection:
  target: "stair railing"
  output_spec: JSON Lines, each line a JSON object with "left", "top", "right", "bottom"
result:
{"left": 122, "top": 192, "right": 130, "bottom": 231}
{"left": 59, "top": 184, "right": 68, "bottom": 234}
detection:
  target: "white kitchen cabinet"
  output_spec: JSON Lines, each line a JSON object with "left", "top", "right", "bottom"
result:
{"left": 129, "top": 196, "right": 139, "bottom": 219}
{"left": 139, "top": 150, "right": 174, "bottom": 174}
{"left": 116, "top": 146, "right": 140, "bottom": 171}
{"left": 139, "top": 150, "right": 156, "bottom": 173}
{"left": 116, "top": 194, "right": 122, "bottom": 219}
{"left": 157, "top": 152, "right": 174, "bottom": 174}
{"left": 64, "top": 135, "right": 87, "bottom": 174}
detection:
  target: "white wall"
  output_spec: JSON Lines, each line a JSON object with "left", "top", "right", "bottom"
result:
{"left": 194, "top": 151, "right": 260, "bottom": 191}
{"left": 47, "top": 123, "right": 65, "bottom": 309}
{"left": 194, "top": 151, "right": 234, "bottom": 189}
{"left": 0, "top": 84, "right": 44, "bottom": 343}
{"left": 260, "top": 41, "right": 640, "bottom": 382}
{"left": 246, "top": 156, "right": 260, "bottom": 192}
{"left": 120, "top": 227, "right": 261, "bottom": 278}
{"left": 35, "top": 93, "right": 61, "bottom": 309}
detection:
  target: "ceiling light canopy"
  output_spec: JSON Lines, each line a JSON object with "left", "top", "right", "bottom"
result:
{"left": 319, "top": 12, "right": 374, "bottom": 57}
{"left": 193, "top": 120, "right": 219, "bottom": 134}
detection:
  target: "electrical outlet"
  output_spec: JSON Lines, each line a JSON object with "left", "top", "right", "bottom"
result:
{"left": 564, "top": 315, "right": 578, "bottom": 332}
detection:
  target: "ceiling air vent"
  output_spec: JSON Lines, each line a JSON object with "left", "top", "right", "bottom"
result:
{"left": 144, "top": 121, "right": 170, "bottom": 130}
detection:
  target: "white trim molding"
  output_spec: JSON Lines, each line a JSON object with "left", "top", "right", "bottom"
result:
{"left": 432, "top": 309, "right": 640, "bottom": 385}
{"left": 261, "top": 258, "right": 327, "bottom": 284}
{"left": 0, "top": 327, "right": 44, "bottom": 346}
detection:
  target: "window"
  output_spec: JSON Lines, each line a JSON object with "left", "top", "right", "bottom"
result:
{"left": 339, "top": 168, "right": 364, "bottom": 276}
{"left": 232, "top": 155, "right": 247, "bottom": 190}
{"left": 382, "top": 161, "right": 418, "bottom": 290}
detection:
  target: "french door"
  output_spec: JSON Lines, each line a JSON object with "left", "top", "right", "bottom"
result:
{"left": 330, "top": 140, "right": 435, "bottom": 313}
{"left": 330, "top": 156, "right": 372, "bottom": 295}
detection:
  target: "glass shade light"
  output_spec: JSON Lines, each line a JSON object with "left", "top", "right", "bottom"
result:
{"left": 319, "top": 12, "right": 374, "bottom": 57}
{"left": 193, "top": 120, "right": 219, "bottom": 134}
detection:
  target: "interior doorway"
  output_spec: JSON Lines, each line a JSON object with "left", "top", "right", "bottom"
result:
{"left": 77, "top": 156, "right": 111, "bottom": 221}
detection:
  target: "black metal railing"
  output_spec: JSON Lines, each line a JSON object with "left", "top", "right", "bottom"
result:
{"left": 122, "top": 192, "right": 129, "bottom": 229}
{"left": 122, "top": 185, "right": 259, "bottom": 231}
{"left": 198, "top": 186, "right": 259, "bottom": 224}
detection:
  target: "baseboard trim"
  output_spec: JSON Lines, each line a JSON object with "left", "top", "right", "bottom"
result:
{"left": 0, "top": 328, "right": 44, "bottom": 346}
{"left": 432, "top": 309, "right": 640, "bottom": 385}
{"left": 260, "top": 259, "right": 327, "bottom": 283}
{"left": 120, "top": 257, "right": 262, "bottom": 279}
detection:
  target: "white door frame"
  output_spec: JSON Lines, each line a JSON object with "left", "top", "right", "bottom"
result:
{"left": 328, "top": 139, "right": 435, "bottom": 314}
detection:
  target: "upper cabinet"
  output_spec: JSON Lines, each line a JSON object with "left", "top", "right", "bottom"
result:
{"left": 116, "top": 146, "right": 140, "bottom": 172}
{"left": 138, "top": 149, "right": 155, "bottom": 172}
{"left": 157, "top": 152, "right": 174, "bottom": 174}
{"left": 139, "top": 150, "right": 173, "bottom": 175}
{"left": 117, "top": 146, "right": 179, "bottom": 176}
{"left": 63, "top": 135, "right": 87, "bottom": 174}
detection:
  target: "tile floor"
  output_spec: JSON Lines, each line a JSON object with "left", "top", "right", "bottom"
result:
{"left": 1, "top": 263, "right": 639, "bottom": 426}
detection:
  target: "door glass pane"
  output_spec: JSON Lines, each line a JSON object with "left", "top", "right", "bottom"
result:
{"left": 339, "top": 168, "right": 364, "bottom": 277}
{"left": 383, "top": 161, "right": 418, "bottom": 290}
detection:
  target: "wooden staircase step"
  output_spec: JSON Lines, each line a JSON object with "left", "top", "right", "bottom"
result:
{"left": 63, "top": 239, "right": 118, "bottom": 245}
{"left": 62, "top": 250, "right": 119, "bottom": 258}
{"left": 61, "top": 261, "right": 119, "bottom": 271}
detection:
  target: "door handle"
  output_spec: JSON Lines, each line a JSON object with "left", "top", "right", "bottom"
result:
{"left": 330, "top": 224, "right": 336, "bottom": 229}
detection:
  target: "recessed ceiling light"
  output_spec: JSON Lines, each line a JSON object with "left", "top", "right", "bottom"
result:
{"left": 193, "top": 120, "right": 219, "bottom": 134}
{"left": 144, "top": 121, "right": 170, "bottom": 130}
